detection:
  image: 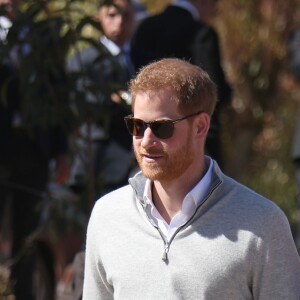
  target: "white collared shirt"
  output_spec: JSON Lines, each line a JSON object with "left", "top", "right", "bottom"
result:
{"left": 100, "top": 36, "right": 134, "bottom": 76}
{"left": 100, "top": 35, "right": 131, "bottom": 57}
{"left": 173, "top": 0, "right": 200, "bottom": 21}
{"left": 0, "top": 16, "right": 12, "bottom": 42}
{"left": 143, "top": 157, "right": 214, "bottom": 241}
{"left": 100, "top": 35, "right": 121, "bottom": 56}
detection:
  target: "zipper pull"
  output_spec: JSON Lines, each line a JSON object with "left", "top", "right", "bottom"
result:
{"left": 162, "top": 244, "right": 169, "bottom": 263}
{"left": 162, "top": 250, "right": 168, "bottom": 262}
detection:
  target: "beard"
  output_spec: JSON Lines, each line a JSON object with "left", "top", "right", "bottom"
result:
{"left": 134, "top": 132, "right": 194, "bottom": 182}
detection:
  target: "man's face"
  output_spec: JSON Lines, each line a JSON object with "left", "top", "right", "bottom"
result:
{"left": 132, "top": 88, "right": 196, "bottom": 182}
{"left": 0, "top": 0, "right": 19, "bottom": 19}
{"left": 97, "top": 0, "right": 134, "bottom": 47}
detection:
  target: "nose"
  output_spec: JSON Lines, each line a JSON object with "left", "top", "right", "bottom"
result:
{"left": 140, "top": 126, "right": 157, "bottom": 148}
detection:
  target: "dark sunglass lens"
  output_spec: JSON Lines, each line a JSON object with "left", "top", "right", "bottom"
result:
{"left": 151, "top": 120, "right": 174, "bottom": 139}
{"left": 125, "top": 118, "right": 134, "bottom": 135}
{"left": 132, "top": 119, "right": 145, "bottom": 136}
{"left": 125, "top": 118, "right": 141, "bottom": 136}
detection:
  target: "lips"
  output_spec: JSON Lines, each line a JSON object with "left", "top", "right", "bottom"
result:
{"left": 140, "top": 152, "right": 164, "bottom": 162}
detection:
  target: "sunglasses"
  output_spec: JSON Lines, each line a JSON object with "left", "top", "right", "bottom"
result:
{"left": 124, "top": 111, "right": 203, "bottom": 139}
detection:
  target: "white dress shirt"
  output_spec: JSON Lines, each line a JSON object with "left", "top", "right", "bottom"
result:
{"left": 0, "top": 16, "right": 12, "bottom": 42}
{"left": 143, "top": 157, "right": 214, "bottom": 241}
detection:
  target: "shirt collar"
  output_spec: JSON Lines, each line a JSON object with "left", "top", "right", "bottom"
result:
{"left": 100, "top": 35, "right": 131, "bottom": 56}
{"left": 100, "top": 36, "right": 121, "bottom": 55}
{"left": 173, "top": 0, "right": 200, "bottom": 21}
{"left": 0, "top": 16, "right": 12, "bottom": 42}
{"left": 143, "top": 156, "right": 214, "bottom": 212}
{"left": 143, "top": 178, "right": 152, "bottom": 205}
{"left": 188, "top": 156, "right": 213, "bottom": 206}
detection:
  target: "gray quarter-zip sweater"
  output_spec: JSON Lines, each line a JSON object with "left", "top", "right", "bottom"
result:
{"left": 83, "top": 161, "right": 300, "bottom": 300}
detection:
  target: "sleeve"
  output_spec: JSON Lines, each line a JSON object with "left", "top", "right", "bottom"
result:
{"left": 289, "top": 28, "right": 300, "bottom": 81}
{"left": 130, "top": 18, "right": 161, "bottom": 71}
{"left": 192, "top": 26, "right": 232, "bottom": 106}
{"left": 82, "top": 204, "right": 114, "bottom": 300}
{"left": 252, "top": 207, "right": 300, "bottom": 299}
{"left": 68, "top": 47, "right": 109, "bottom": 107}
{"left": 291, "top": 111, "right": 300, "bottom": 162}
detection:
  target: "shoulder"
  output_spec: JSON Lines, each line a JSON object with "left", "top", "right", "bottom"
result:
{"left": 135, "top": 5, "right": 191, "bottom": 29}
{"left": 220, "top": 173, "right": 290, "bottom": 229}
{"left": 193, "top": 22, "right": 218, "bottom": 43}
{"left": 134, "top": 12, "right": 162, "bottom": 33}
{"left": 87, "top": 184, "right": 142, "bottom": 241}
{"left": 91, "top": 185, "right": 135, "bottom": 218}
{"left": 211, "top": 163, "right": 289, "bottom": 228}
{"left": 221, "top": 172, "right": 280, "bottom": 207}
{"left": 205, "top": 173, "right": 295, "bottom": 258}
{"left": 69, "top": 45, "right": 105, "bottom": 70}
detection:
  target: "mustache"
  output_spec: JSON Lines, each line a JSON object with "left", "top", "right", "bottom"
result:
{"left": 137, "top": 148, "right": 166, "bottom": 157}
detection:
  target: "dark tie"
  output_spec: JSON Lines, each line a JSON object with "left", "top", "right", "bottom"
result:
{"left": 120, "top": 48, "right": 135, "bottom": 78}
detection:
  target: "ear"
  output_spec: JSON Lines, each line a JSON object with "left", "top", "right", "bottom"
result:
{"left": 195, "top": 113, "right": 211, "bottom": 138}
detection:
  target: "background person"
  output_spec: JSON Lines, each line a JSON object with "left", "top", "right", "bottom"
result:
{"left": 68, "top": 0, "right": 137, "bottom": 298}
{"left": 83, "top": 58, "right": 300, "bottom": 300}
{"left": 68, "top": 0, "right": 136, "bottom": 199}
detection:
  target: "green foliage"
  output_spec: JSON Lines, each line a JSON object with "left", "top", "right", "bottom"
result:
{"left": 140, "top": 0, "right": 170, "bottom": 14}
{"left": 216, "top": 0, "right": 300, "bottom": 228}
{"left": 217, "top": 0, "right": 290, "bottom": 97}
{"left": 1, "top": 0, "right": 108, "bottom": 133}
{"left": 0, "top": 0, "right": 124, "bottom": 220}
{"left": 240, "top": 97, "right": 299, "bottom": 234}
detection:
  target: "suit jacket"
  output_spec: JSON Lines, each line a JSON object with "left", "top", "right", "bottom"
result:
{"left": 131, "top": 5, "right": 231, "bottom": 107}
{"left": 69, "top": 42, "right": 132, "bottom": 150}
{"left": 289, "top": 28, "right": 300, "bottom": 81}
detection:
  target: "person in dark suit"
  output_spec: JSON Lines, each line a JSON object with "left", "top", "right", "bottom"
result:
{"left": 68, "top": 2, "right": 138, "bottom": 298}
{"left": 68, "top": 0, "right": 136, "bottom": 199}
{"left": 131, "top": 0, "right": 231, "bottom": 167}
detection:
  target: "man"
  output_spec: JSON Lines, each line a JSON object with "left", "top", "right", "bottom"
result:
{"left": 131, "top": 0, "right": 231, "bottom": 167}
{"left": 68, "top": 0, "right": 136, "bottom": 198}
{"left": 83, "top": 58, "right": 300, "bottom": 299}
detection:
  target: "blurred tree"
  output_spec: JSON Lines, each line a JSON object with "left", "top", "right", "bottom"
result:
{"left": 215, "top": 0, "right": 300, "bottom": 232}
{"left": 215, "top": 0, "right": 295, "bottom": 176}
{"left": 0, "top": 0, "right": 112, "bottom": 214}
{"left": 141, "top": 0, "right": 170, "bottom": 15}
{"left": 3, "top": 0, "right": 107, "bottom": 133}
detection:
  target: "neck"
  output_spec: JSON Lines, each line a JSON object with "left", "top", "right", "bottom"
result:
{"left": 152, "top": 157, "right": 207, "bottom": 224}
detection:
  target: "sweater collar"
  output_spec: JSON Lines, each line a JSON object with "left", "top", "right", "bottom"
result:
{"left": 129, "top": 156, "right": 223, "bottom": 207}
